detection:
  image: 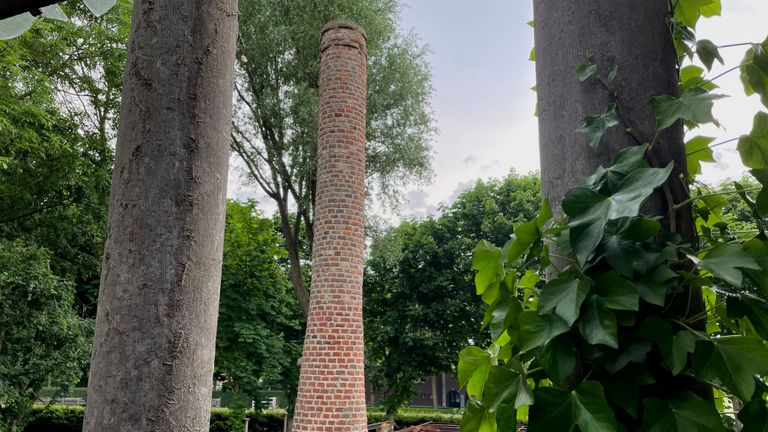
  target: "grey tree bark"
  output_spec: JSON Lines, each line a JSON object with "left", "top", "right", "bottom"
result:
{"left": 83, "top": 0, "right": 238, "bottom": 430}
{"left": 533, "top": 0, "right": 707, "bottom": 406}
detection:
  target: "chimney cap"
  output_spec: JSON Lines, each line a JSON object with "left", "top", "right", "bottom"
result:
{"left": 322, "top": 20, "right": 367, "bottom": 41}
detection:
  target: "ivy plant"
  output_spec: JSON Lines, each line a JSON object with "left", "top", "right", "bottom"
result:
{"left": 460, "top": 0, "right": 768, "bottom": 430}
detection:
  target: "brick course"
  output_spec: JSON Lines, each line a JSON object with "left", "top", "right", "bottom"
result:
{"left": 292, "top": 20, "right": 368, "bottom": 432}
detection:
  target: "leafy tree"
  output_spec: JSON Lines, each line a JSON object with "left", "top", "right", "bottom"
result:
{"left": 231, "top": 0, "right": 435, "bottom": 315}
{"left": 215, "top": 200, "right": 303, "bottom": 413}
{"left": 364, "top": 172, "right": 540, "bottom": 419}
{"left": 0, "top": 0, "right": 130, "bottom": 316}
{"left": 0, "top": 240, "right": 92, "bottom": 432}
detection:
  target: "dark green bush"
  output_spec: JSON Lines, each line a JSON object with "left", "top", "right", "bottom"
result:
{"left": 22, "top": 405, "right": 459, "bottom": 431}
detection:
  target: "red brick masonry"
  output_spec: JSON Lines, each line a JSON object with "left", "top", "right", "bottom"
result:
{"left": 292, "top": 20, "right": 368, "bottom": 432}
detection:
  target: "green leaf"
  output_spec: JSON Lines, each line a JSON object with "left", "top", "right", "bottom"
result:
{"left": 529, "top": 47, "right": 536, "bottom": 62}
{"left": 577, "top": 103, "right": 620, "bottom": 151}
{"left": 518, "top": 310, "right": 569, "bottom": 352}
{"left": 743, "top": 238, "right": 768, "bottom": 294}
{"left": 674, "top": 0, "right": 719, "bottom": 29}
{"left": 536, "top": 198, "right": 553, "bottom": 230}
{"left": 604, "top": 340, "right": 652, "bottom": 374}
{"left": 604, "top": 366, "right": 655, "bottom": 418}
{"left": 738, "top": 112, "right": 768, "bottom": 169}
{"left": 529, "top": 381, "right": 619, "bottom": 432}
{"left": 486, "top": 290, "right": 523, "bottom": 342}
{"left": 578, "top": 297, "right": 618, "bottom": 348}
{"left": 738, "top": 399, "right": 768, "bottom": 432}
{"left": 740, "top": 38, "right": 768, "bottom": 108}
{"left": 685, "top": 136, "right": 716, "bottom": 177}
{"left": 576, "top": 63, "right": 598, "bottom": 82}
{"left": 458, "top": 346, "right": 492, "bottom": 398}
{"left": 643, "top": 395, "right": 725, "bottom": 431}
{"left": 649, "top": 88, "right": 725, "bottom": 130}
{"left": 693, "top": 336, "right": 768, "bottom": 401}
{"left": 504, "top": 221, "right": 539, "bottom": 264}
{"left": 473, "top": 240, "right": 502, "bottom": 295}
{"left": 638, "top": 318, "right": 697, "bottom": 375}
{"left": 695, "top": 40, "right": 723, "bottom": 71}
{"left": 727, "top": 294, "right": 768, "bottom": 341}
{"left": 460, "top": 399, "right": 497, "bottom": 432}
{"left": 539, "top": 334, "right": 576, "bottom": 388}
{"left": 564, "top": 164, "right": 673, "bottom": 266}
{"left": 484, "top": 366, "right": 533, "bottom": 411}
{"left": 679, "top": 65, "right": 717, "bottom": 93}
{"left": 538, "top": 277, "right": 589, "bottom": 326}
{"left": 700, "top": 242, "right": 761, "bottom": 286}
{"left": 594, "top": 271, "right": 640, "bottom": 311}
{"left": 586, "top": 144, "right": 650, "bottom": 192}
{"left": 635, "top": 265, "right": 677, "bottom": 306}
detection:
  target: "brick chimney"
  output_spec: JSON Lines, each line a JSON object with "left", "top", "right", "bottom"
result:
{"left": 292, "top": 20, "right": 368, "bottom": 432}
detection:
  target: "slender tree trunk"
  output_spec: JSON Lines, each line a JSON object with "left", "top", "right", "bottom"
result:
{"left": 83, "top": 0, "right": 238, "bottom": 429}
{"left": 533, "top": 0, "right": 708, "bottom": 405}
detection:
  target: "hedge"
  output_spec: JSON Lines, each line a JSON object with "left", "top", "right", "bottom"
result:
{"left": 23, "top": 405, "right": 460, "bottom": 431}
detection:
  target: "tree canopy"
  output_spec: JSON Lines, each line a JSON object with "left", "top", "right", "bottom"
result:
{"left": 364, "top": 172, "right": 540, "bottom": 416}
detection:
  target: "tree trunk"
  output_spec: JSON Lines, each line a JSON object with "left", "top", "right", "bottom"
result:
{"left": 83, "top": 0, "right": 238, "bottom": 429}
{"left": 533, "top": 0, "right": 708, "bottom": 406}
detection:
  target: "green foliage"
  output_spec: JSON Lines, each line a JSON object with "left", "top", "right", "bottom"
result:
{"left": 364, "top": 173, "right": 540, "bottom": 417}
{"left": 459, "top": 5, "right": 768, "bottom": 428}
{"left": 0, "top": 0, "right": 130, "bottom": 316}
{"left": 0, "top": 241, "right": 92, "bottom": 432}
{"left": 21, "top": 406, "right": 287, "bottom": 432}
{"left": 215, "top": 200, "right": 303, "bottom": 413}
{"left": 740, "top": 37, "right": 768, "bottom": 109}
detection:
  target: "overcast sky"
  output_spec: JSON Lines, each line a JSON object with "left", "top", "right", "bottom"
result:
{"left": 227, "top": 1, "right": 768, "bottom": 221}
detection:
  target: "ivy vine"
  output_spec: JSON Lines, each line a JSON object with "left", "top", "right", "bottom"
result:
{"left": 459, "top": 0, "right": 768, "bottom": 430}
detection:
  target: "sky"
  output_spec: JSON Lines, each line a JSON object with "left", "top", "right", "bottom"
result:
{"left": 227, "top": 1, "right": 768, "bottom": 222}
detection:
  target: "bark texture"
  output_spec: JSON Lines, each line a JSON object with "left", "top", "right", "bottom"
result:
{"left": 83, "top": 0, "right": 238, "bottom": 430}
{"left": 533, "top": 0, "right": 709, "bottom": 408}
{"left": 534, "top": 0, "right": 694, "bottom": 240}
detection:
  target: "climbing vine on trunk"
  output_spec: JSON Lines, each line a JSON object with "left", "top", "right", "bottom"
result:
{"left": 459, "top": 1, "right": 768, "bottom": 430}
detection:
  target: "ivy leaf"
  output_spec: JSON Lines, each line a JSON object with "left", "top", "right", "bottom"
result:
{"left": 738, "top": 112, "right": 768, "bottom": 169}
{"left": 649, "top": 88, "right": 725, "bottom": 130}
{"left": 538, "top": 277, "right": 589, "bottom": 326}
{"left": 529, "top": 381, "right": 619, "bottom": 432}
{"left": 564, "top": 164, "right": 673, "bottom": 266}
{"left": 695, "top": 40, "right": 723, "bottom": 71}
{"left": 458, "top": 346, "right": 492, "bottom": 398}
{"left": 486, "top": 290, "right": 523, "bottom": 341}
{"left": 473, "top": 240, "right": 502, "bottom": 295}
{"left": 586, "top": 144, "right": 650, "bottom": 192}
{"left": 674, "top": 0, "right": 719, "bottom": 29}
{"left": 685, "top": 136, "right": 716, "bottom": 177}
{"left": 578, "top": 297, "right": 618, "bottom": 348}
{"left": 635, "top": 265, "right": 677, "bottom": 306}
{"left": 518, "top": 310, "right": 569, "bottom": 352}
{"left": 642, "top": 395, "right": 725, "bottom": 432}
{"left": 577, "top": 103, "right": 620, "bottom": 151}
{"left": 700, "top": 242, "right": 761, "bottom": 286}
{"left": 738, "top": 399, "right": 768, "bottom": 432}
{"left": 536, "top": 198, "right": 553, "bottom": 230}
{"left": 539, "top": 334, "right": 576, "bottom": 388}
{"left": 742, "top": 238, "right": 768, "bottom": 294}
{"left": 594, "top": 271, "right": 640, "bottom": 311}
{"left": 484, "top": 366, "right": 533, "bottom": 412}
{"left": 693, "top": 336, "right": 768, "bottom": 401}
{"left": 638, "top": 318, "right": 697, "bottom": 375}
{"left": 604, "top": 366, "right": 655, "bottom": 418}
{"left": 576, "top": 63, "right": 598, "bottom": 82}
{"left": 604, "top": 340, "right": 652, "bottom": 374}
{"left": 727, "top": 293, "right": 768, "bottom": 341}
{"left": 504, "top": 221, "right": 539, "bottom": 264}
{"left": 679, "top": 65, "right": 717, "bottom": 93}
{"left": 460, "top": 400, "right": 497, "bottom": 432}
{"left": 740, "top": 38, "right": 768, "bottom": 108}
